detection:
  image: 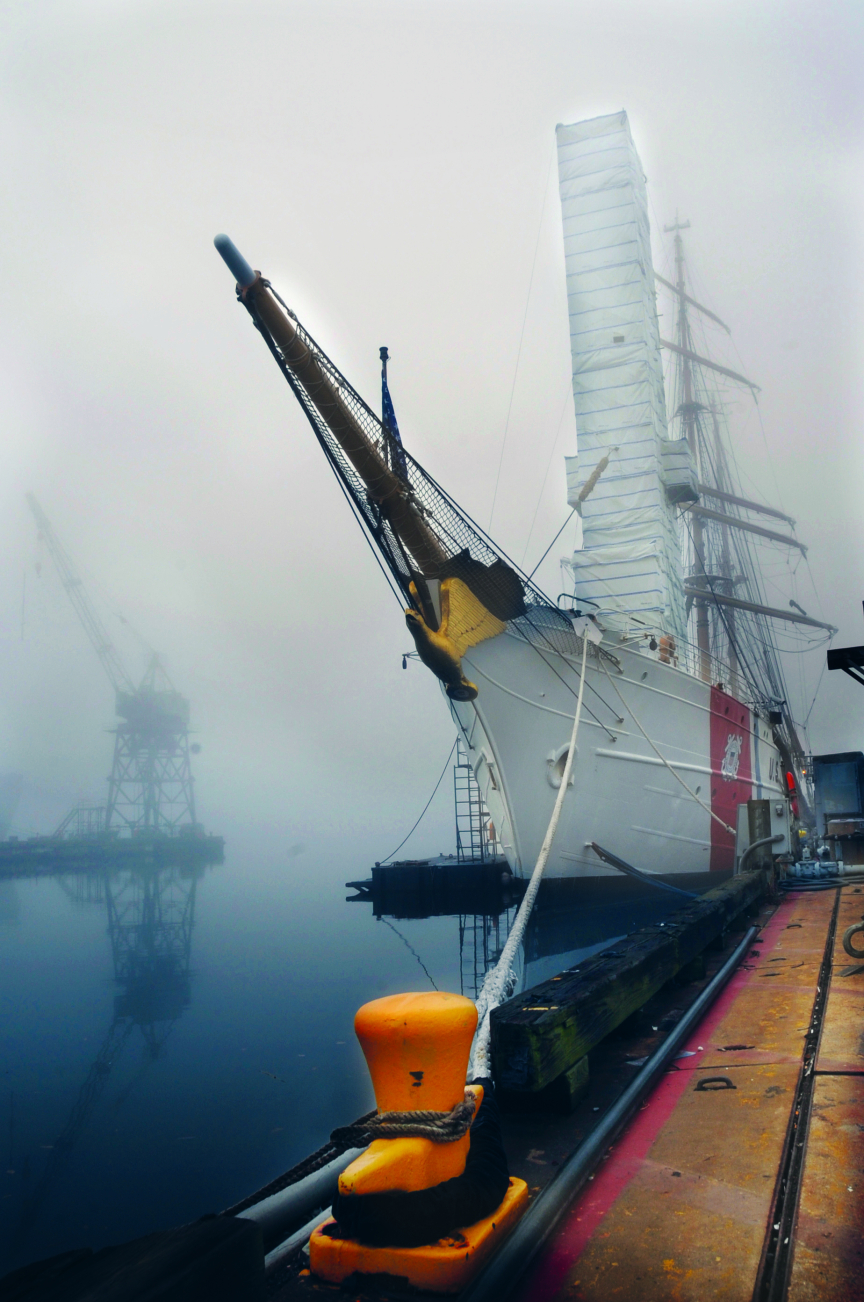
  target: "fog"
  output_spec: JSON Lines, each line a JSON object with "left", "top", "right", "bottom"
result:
{"left": 1, "top": 0, "right": 861, "bottom": 865}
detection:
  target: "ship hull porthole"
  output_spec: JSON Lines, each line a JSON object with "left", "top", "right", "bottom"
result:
{"left": 546, "top": 743, "right": 577, "bottom": 789}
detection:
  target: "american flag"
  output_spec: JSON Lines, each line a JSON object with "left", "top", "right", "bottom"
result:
{"left": 381, "top": 349, "right": 409, "bottom": 479}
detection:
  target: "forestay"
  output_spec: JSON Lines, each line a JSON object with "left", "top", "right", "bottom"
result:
{"left": 556, "top": 111, "right": 686, "bottom": 640}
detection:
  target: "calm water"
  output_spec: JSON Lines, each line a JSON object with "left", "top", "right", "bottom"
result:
{"left": 0, "top": 839, "right": 691, "bottom": 1277}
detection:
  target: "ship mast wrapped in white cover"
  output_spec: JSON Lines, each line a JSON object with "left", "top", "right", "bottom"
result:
{"left": 557, "top": 111, "right": 685, "bottom": 639}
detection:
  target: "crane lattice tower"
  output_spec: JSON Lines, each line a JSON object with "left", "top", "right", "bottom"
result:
{"left": 27, "top": 493, "right": 198, "bottom": 835}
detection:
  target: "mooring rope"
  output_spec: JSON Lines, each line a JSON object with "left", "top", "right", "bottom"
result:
{"left": 221, "top": 1093, "right": 477, "bottom": 1219}
{"left": 330, "top": 1090, "right": 477, "bottom": 1146}
{"left": 220, "top": 1109, "right": 378, "bottom": 1217}
{"left": 469, "top": 631, "right": 590, "bottom": 1079}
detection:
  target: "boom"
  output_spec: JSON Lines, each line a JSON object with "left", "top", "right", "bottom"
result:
{"left": 212, "top": 233, "right": 540, "bottom": 633}
{"left": 27, "top": 493, "right": 135, "bottom": 695}
{"left": 27, "top": 494, "right": 198, "bottom": 833}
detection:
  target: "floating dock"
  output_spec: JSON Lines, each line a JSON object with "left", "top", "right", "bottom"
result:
{"left": 347, "top": 855, "right": 522, "bottom": 919}
{"left": 0, "top": 831, "right": 225, "bottom": 878}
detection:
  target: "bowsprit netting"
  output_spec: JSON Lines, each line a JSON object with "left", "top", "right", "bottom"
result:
{"left": 240, "top": 280, "right": 567, "bottom": 631}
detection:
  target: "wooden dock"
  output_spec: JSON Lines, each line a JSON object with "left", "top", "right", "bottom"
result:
{"left": 258, "top": 878, "right": 863, "bottom": 1302}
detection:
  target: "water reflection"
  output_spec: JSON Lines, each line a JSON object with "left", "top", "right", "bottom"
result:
{"left": 458, "top": 910, "right": 519, "bottom": 1000}
{"left": 519, "top": 877, "right": 699, "bottom": 986}
{"left": 347, "top": 861, "right": 522, "bottom": 1000}
{"left": 349, "top": 865, "right": 717, "bottom": 999}
{"left": 13, "top": 863, "right": 203, "bottom": 1251}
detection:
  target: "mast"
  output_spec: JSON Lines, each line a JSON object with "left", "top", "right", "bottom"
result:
{"left": 710, "top": 404, "right": 739, "bottom": 693}
{"left": 556, "top": 113, "right": 686, "bottom": 640}
{"left": 660, "top": 221, "right": 831, "bottom": 803}
{"left": 665, "top": 217, "right": 711, "bottom": 680}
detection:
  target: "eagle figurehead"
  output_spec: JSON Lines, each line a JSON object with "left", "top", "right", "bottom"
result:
{"left": 404, "top": 577, "right": 507, "bottom": 702}
{"left": 404, "top": 606, "right": 479, "bottom": 701}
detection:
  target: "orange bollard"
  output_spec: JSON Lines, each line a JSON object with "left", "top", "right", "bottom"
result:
{"left": 339, "top": 991, "right": 480, "bottom": 1197}
{"left": 309, "top": 990, "right": 529, "bottom": 1293}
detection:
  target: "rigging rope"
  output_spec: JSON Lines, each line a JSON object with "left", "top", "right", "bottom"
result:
{"left": 599, "top": 658, "right": 735, "bottom": 836}
{"left": 679, "top": 510, "right": 764, "bottom": 705}
{"left": 379, "top": 740, "right": 457, "bottom": 865}
{"left": 469, "top": 632, "right": 590, "bottom": 1079}
{"left": 527, "top": 508, "right": 576, "bottom": 581}
{"left": 379, "top": 917, "right": 439, "bottom": 991}
{"left": 329, "top": 467, "right": 407, "bottom": 611}
{"left": 520, "top": 377, "right": 575, "bottom": 567}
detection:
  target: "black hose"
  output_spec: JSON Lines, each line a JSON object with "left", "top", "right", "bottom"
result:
{"left": 778, "top": 875, "right": 864, "bottom": 892}
{"left": 460, "top": 924, "right": 758, "bottom": 1302}
{"left": 738, "top": 834, "right": 784, "bottom": 873}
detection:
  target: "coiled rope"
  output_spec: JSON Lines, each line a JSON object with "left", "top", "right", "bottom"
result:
{"left": 469, "top": 632, "right": 590, "bottom": 1078}
{"left": 330, "top": 1090, "right": 477, "bottom": 1146}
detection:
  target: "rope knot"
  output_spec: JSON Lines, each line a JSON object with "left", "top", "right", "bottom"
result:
{"left": 329, "top": 1090, "right": 477, "bottom": 1147}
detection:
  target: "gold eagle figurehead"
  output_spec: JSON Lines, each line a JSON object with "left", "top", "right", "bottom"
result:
{"left": 405, "top": 577, "right": 506, "bottom": 701}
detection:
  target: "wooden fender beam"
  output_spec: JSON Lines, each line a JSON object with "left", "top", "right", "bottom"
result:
{"left": 490, "top": 870, "right": 768, "bottom": 1093}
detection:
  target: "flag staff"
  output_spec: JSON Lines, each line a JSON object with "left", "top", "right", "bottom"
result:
{"left": 379, "top": 345, "right": 391, "bottom": 469}
{"left": 379, "top": 345, "right": 408, "bottom": 480}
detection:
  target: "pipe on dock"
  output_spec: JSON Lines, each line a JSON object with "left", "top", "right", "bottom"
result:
{"left": 460, "top": 923, "right": 759, "bottom": 1302}
{"left": 234, "top": 1147, "right": 364, "bottom": 1252}
{"left": 738, "top": 834, "right": 784, "bottom": 874}
{"left": 263, "top": 1210, "right": 326, "bottom": 1276}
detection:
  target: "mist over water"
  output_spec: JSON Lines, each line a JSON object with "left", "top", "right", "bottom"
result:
{"left": 1, "top": 0, "right": 861, "bottom": 1278}
{"left": 0, "top": 841, "right": 446, "bottom": 1273}
{"left": 0, "top": 841, "right": 688, "bottom": 1275}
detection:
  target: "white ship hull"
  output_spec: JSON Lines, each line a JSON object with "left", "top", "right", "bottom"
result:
{"left": 450, "top": 620, "right": 785, "bottom": 879}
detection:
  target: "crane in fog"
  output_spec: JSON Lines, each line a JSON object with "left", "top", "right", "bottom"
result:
{"left": 27, "top": 493, "right": 198, "bottom": 836}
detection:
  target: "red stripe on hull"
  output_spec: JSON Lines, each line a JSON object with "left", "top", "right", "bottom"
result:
{"left": 709, "top": 687, "right": 752, "bottom": 871}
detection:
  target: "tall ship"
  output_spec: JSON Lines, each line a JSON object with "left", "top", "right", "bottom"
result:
{"left": 215, "top": 110, "right": 834, "bottom": 879}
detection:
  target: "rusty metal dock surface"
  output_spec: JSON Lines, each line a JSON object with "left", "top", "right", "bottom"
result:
{"left": 514, "top": 884, "right": 864, "bottom": 1302}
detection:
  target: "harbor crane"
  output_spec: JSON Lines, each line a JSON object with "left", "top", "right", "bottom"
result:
{"left": 26, "top": 493, "right": 198, "bottom": 836}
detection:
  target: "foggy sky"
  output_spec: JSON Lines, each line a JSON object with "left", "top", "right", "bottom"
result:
{"left": 1, "top": 0, "right": 862, "bottom": 864}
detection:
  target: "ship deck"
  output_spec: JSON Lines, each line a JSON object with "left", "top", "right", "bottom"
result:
{"left": 267, "top": 882, "right": 864, "bottom": 1302}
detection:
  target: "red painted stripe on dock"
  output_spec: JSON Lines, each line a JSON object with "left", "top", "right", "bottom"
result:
{"left": 519, "top": 899, "right": 797, "bottom": 1302}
